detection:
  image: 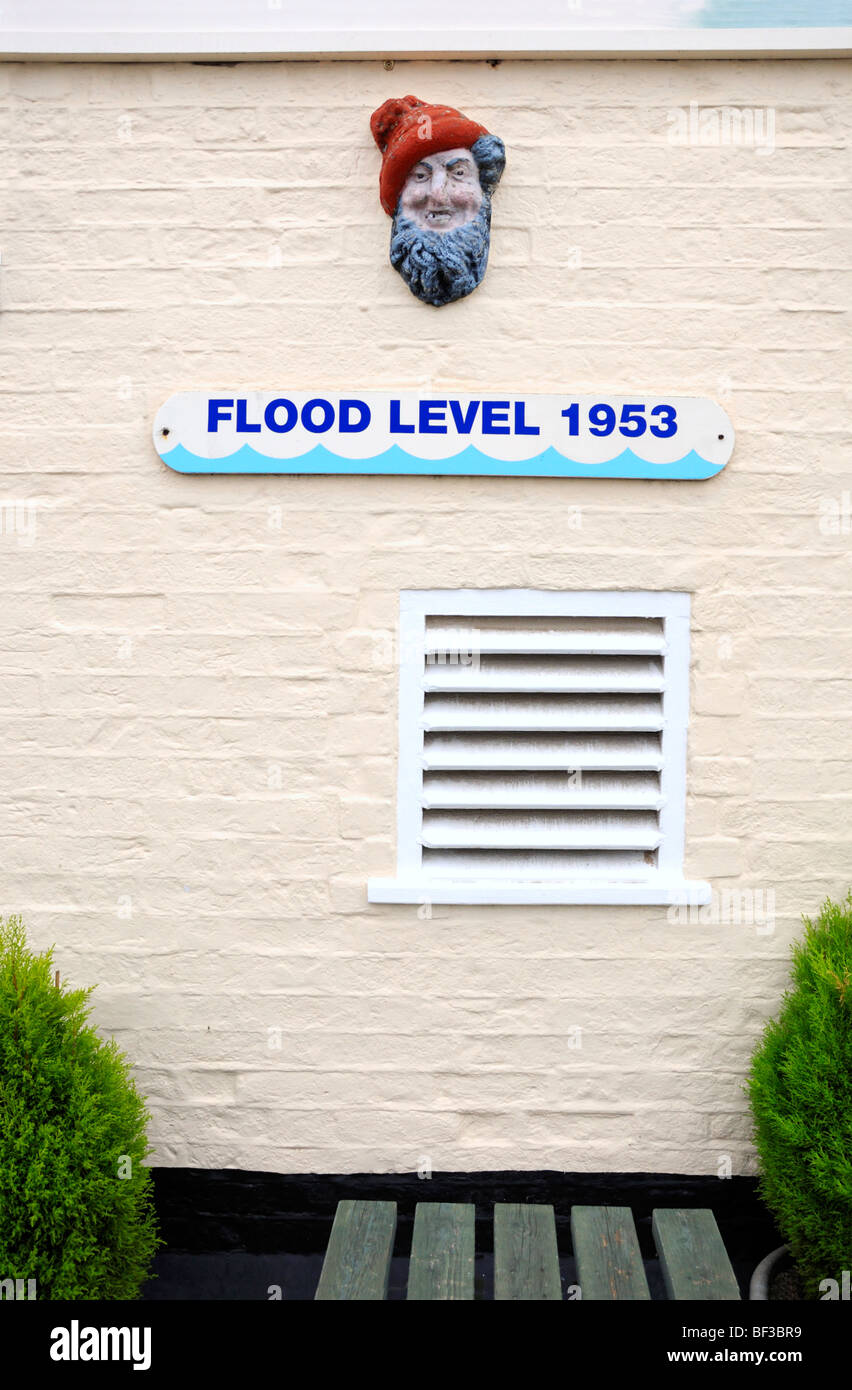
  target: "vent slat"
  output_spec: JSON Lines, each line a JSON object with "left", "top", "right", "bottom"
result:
{"left": 421, "top": 848, "right": 656, "bottom": 881}
{"left": 423, "top": 733, "right": 663, "bottom": 771}
{"left": 421, "top": 811, "right": 662, "bottom": 851}
{"left": 422, "top": 772, "right": 663, "bottom": 811}
{"left": 423, "top": 694, "right": 663, "bottom": 732}
{"left": 424, "top": 617, "right": 665, "bottom": 656}
{"left": 423, "top": 656, "right": 664, "bottom": 694}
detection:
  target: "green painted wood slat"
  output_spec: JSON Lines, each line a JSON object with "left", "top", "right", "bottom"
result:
{"left": 407, "top": 1202, "right": 476, "bottom": 1300}
{"left": 571, "top": 1204, "right": 651, "bottom": 1300}
{"left": 314, "top": 1199, "right": 397, "bottom": 1300}
{"left": 652, "top": 1208, "right": 742, "bottom": 1301}
{"left": 494, "top": 1203, "right": 562, "bottom": 1301}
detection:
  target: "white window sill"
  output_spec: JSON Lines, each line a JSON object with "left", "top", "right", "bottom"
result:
{"left": 367, "top": 876, "right": 712, "bottom": 906}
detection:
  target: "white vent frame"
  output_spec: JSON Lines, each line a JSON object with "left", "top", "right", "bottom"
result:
{"left": 368, "top": 589, "right": 711, "bottom": 906}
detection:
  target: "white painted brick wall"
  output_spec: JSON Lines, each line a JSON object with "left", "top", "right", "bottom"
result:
{"left": 1, "top": 56, "right": 850, "bottom": 1176}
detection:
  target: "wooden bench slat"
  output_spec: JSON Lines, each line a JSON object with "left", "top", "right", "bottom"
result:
{"left": 407, "top": 1202, "right": 475, "bottom": 1300}
{"left": 494, "top": 1203, "right": 562, "bottom": 1301}
{"left": 652, "top": 1208, "right": 741, "bottom": 1301}
{"left": 314, "top": 1199, "right": 397, "bottom": 1300}
{"left": 571, "top": 1205, "right": 651, "bottom": 1301}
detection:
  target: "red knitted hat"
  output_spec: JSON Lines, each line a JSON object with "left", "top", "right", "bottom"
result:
{"left": 370, "top": 95, "right": 490, "bottom": 216}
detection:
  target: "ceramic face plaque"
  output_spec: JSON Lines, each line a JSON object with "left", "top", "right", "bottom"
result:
{"left": 370, "top": 95, "right": 505, "bottom": 307}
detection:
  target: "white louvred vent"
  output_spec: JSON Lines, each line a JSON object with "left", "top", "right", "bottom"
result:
{"left": 368, "top": 592, "right": 709, "bottom": 906}
{"left": 419, "top": 614, "right": 666, "bottom": 883}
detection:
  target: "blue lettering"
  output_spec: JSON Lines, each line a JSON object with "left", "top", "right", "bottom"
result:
{"left": 339, "top": 399, "right": 371, "bottom": 433}
{"left": 389, "top": 399, "right": 415, "bottom": 434}
{"left": 419, "top": 400, "right": 447, "bottom": 434}
{"left": 514, "top": 400, "right": 540, "bottom": 435}
{"left": 301, "top": 398, "right": 334, "bottom": 433}
{"left": 482, "top": 400, "right": 511, "bottom": 434}
{"left": 208, "top": 398, "right": 234, "bottom": 432}
{"left": 236, "top": 398, "right": 261, "bottom": 433}
{"left": 449, "top": 400, "right": 480, "bottom": 434}
{"left": 264, "top": 398, "right": 297, "bottom": 433}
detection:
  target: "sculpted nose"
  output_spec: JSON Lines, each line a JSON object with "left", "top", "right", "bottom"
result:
{"left": 429, "top": 167, "right": 449, "bottom": 201}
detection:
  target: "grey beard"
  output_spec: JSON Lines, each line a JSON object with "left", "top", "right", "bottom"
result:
{"left": 389, "top": 199, "right": 492, "bottom": 307}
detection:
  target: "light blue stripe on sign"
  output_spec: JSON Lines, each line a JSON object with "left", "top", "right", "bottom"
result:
{"left": 159, "top": 442, "right": 726, "bottom": 479}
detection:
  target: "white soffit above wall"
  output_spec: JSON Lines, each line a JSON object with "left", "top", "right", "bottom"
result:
{"left": 1, "top": 0, "right": 850, "bottom": 59}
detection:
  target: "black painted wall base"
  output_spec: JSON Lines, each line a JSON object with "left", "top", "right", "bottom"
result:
{"left": 151, "top": 1167, "right": 780, "bottom": 1265}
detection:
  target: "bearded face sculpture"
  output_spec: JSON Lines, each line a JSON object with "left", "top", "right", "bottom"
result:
{"left": 370, "top": 96, "right": 506, "bottom": 307}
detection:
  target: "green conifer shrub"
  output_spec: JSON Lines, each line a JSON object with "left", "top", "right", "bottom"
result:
{"left": 0, "top": 915, "right": 159, "bottom": 1298}
{"left": 747, "top": 893, "right": 852, "bottom": 1298}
